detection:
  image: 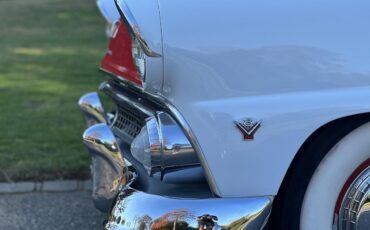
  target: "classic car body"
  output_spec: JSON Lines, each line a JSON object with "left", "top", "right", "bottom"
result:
{"left": 80, "top": 0, "right": 370, "bottom": 229}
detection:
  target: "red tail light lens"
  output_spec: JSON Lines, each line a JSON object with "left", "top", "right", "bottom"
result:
{"left": 100, "top": 20, "right": 142, "bottom": 86}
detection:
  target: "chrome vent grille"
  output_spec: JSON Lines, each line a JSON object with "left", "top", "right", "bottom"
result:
{"left": 112, "top": 103, "right": 147, "bottom": 143}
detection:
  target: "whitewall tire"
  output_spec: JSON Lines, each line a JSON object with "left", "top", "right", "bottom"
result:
{"left": 269, "top": 117, "right": 370, "bottom": 230}
{"left": 300, "top": 122, "right": 370, "bottom": 230}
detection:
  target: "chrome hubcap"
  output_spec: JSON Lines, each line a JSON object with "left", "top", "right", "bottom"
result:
{"left": 337, "top": 166, "right": 370, "bottom": 230}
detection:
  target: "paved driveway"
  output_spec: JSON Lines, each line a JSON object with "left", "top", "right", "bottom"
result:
{"left": 2, "top": 191, "right": 368, "bottom": 230}
{"left": 0, "top": 191, "right": 104, "bottom": 230}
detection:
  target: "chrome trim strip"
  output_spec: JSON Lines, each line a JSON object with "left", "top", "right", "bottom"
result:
{"left": 78, "top": 92, "right": 107, "bottom": 127}
{"left": 83, "top": 123, "right": 127, "bottom": 212}
{"left": 100, "top": 80, "right": 221, "bottom": 195}
{"left": 115, "top": 0, "right": 161, "bottom": 57}
{"left": 105, "top": 175, "right": 273, "bottom": 230}
{"left": 100, "top": 81, "right": 154, "bottom": 117}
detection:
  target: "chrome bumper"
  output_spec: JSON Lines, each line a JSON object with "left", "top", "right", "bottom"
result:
{"left": 79, "top": 90, "right": 273, "bottom": 229}
{"left": 106, "top": 175, "right": 272, "bottom": 230}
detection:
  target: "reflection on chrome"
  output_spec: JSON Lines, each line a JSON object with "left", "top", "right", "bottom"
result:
{"left": 138, "top": 112, "right": 200, "bottom": 175}
{"left": 197, "top": 214, "right": 220, "bottom": 230}
{"left": 83, "top": 123, "right": 127, "bottom": 212}
{"left": 100, "top": 80, "right": 220, "bottom": 194}
{"left": 337, "top": 166, "right": 370, "bottom": 230}
{"left": 78, "top": 92, "right": 107, "bottom": 127}
{"left": 105, "top": 176, "right": 272, "bottom": 230}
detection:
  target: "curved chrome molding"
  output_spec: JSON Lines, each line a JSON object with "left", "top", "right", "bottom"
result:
{"left": 115, "top": 0, "right": 161, "bottom": 57}
{"left": 338, "top": 166, "right": 370, "bottom": 230}
{"left": 163, "top": 102, "right": 220, "bottom": 195}
{"left": 83, "top": 124, "right": 127, "bottom": 212}
{"left": 78, "top": 92, "right": 107, "bottom": 127}
{"left": 105, "top": 175, "right": 273, "bottom": 230}
{"left": 101, "top": 81, "right": 221, "bottom": 195}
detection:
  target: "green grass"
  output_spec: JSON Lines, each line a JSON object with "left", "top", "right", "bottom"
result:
{"left": 0, "top": 0, "right": 107, "bottom": 181}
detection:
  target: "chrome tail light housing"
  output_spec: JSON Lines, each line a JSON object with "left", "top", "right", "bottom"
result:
{"left": 131, "top": 112, "right": 200, "bottom": 175}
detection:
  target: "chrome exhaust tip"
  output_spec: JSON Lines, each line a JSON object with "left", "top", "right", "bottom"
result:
{"left": 78, "top": 92, "right": 107, "bottom": 127}
{"left": 83, "top": 123, "right": 126, "bottom": 212}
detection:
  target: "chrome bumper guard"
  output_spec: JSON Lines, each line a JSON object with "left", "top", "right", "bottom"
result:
{"left": 106, "top": 175, "right": 272, "bottom": 230}
{"left": 79, "top": 89, "right": 273, "bottom": 229}
{"left": 79, "top": 92, "right": 127, "bottom": 212}
{"left": 78, "top": 92, "right": 107, "bottom": 126}
{"left": 83, "top": 124, "right": 127, "bottom": 213}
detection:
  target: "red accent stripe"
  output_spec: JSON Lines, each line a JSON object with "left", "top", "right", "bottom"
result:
{"left": 100, "top": 20, "right": 142, "bottom": 86}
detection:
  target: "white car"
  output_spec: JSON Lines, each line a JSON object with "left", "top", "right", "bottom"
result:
{"left": 80, "top": 0, "right": 370, "bottom": 229}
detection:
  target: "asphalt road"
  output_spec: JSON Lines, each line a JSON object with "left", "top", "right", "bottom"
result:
{"left": 0, "top": 191, "right": 104, "bottom": 230}
{"left": 0, "top": 191, "right": 368, "bottom": 229}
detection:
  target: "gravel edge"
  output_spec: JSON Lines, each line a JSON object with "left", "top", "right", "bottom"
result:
{"left": 0, "top": 180, "right": 92, "bottom": 193}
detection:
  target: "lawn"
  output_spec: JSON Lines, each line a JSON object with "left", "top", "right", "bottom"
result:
{"left": 0, "top": 0, "right": 107, "bottom": 181}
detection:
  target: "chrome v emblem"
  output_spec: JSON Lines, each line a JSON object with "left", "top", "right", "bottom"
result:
{"left": 234, "top": 118, "right": 262, "bottom": 140}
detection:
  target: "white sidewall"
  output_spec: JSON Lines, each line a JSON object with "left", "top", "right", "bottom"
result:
{"left": 300, "top": 122, "right": 370, "bottom": 229}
